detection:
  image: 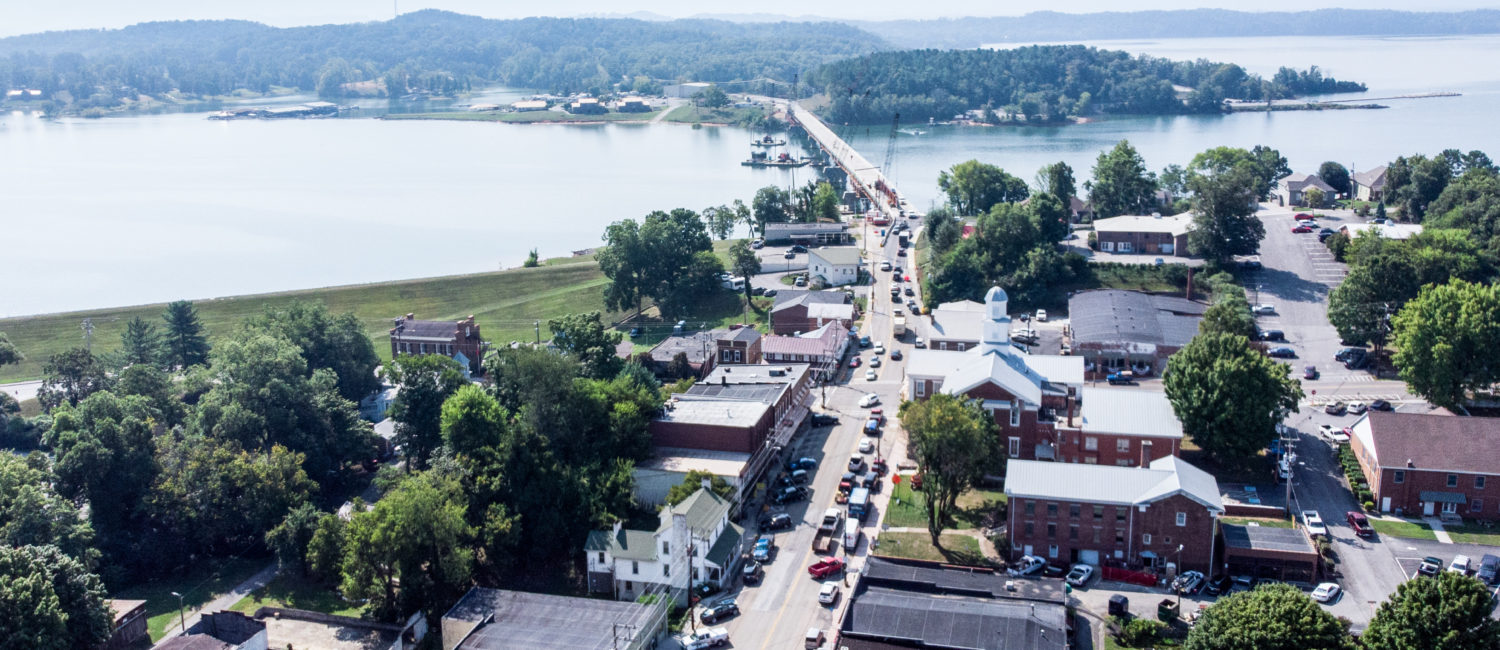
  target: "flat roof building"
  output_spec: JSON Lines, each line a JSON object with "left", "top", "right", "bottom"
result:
{"left": 443, "top": 587, "right": 665, "bottom": 650}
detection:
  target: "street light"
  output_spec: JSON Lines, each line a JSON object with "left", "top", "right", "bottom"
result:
{"left": 171, "top": 591, "right": 186, "bottom": 633}
{"left": 1174, "top": 544, "right": 1185, "bottom": 612}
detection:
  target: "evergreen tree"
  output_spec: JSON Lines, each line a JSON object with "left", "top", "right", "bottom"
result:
{"left": 162, "top": 300, "right": 210, "bottom": 369}
{"left": 119, "top": 316, "right": 163, "bottom": 367}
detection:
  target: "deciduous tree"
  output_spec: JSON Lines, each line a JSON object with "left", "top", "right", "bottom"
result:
{"left": 439, "top": 384, "right": 509, "bottom": 460}
{"left": 37, "top": 348, "right": 112, "bottom": 411}
{"left": 1185, "top": 583, "right": 1353, "bottom": 650}
{"left": 340, "top": 471, "right": 475, "bottom": 621}
{"left": 266, "top": 502, "right": 323, "bottom": 576}
{"left": 1186, "top": 158, "right": 1264, "bottom": 264}
{"left": 751, "top": 186, "right": 791, "bottom": 233}
{"left": 384, "top": 354, "right": 468, "bottom": 468}
{"left": 548, "top": 312, "right": 624, "bottom": 380}
{"left": 45, "top": 392, "right": 157, "bottom": 551}
{"left": 1037, "top": 161, "right": 1076, "bottom": 205}
{"left": 0, "top": 331, "right": 21, "bottom": 367}
{"left": 729, "top": 239, "right": 763, "bottom": 308}
{"left": 1391, "top": 279, "right": 1500, "bottom": 410}
{"left": 0, "top": 455, "right": 99, "bottom": 568}
{"left": 666, "top": 469, "right": 733, "bottom": 506}
{"left": 0, "top": 545, "right": 112, "bottom": 650}
{"left": 246, "top": 301, "right": 382, "bottom": 401}
{"left": 1199, "top": 293, "right": 1256, "bottom": 340}
{"left": 897, "top": 394, "right": 999, "bottom": 540}
{"left": 1362, "top": 571, "right": 1500, "bottom": 650}
{"left": 1319, "top": 161, "right": 1351, "bottom": 195}
{"left": 937, "top": 160, "right": 1029, "bottom": 215}
{"left": 1087, "top": 140, "right": 1158, "bottom": 218}
{"left": 1164, "top": 333, "right": 1302, "bottom": 463}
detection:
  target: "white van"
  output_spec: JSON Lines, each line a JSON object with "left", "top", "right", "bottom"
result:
{"left": 844, "top": 520, "right": 861, "bottom": 552}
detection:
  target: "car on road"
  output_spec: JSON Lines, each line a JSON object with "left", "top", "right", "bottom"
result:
{"left": 1477, "top": 554, "right": 1500, "bottom": 584}
{"left": 914, "top": 337, "right": 925, "bottom": 348}
{"left": 858, "top": 438, "right": 875, "bottom": 454}
{"left": 818, "top": 582, "right": 841, "bottom": 605}
{"left": 864, "top": 418, "right": 881, "bottom": 436}
{"left": 1335, "top": 347, "right": 1366, "bottom": 361}
{"left": 1204, "top": 575, "right": 1232, "bottom": 596}
{"left": 871, "top": 459, "right": 889, "bottom": 475}
{"left": 859, "top": 393, "right": 880, "bottom": 408}
{"left": 1292, "top": 224, "right": 1314, "bottom": 233}
{"left": 790, "top": 245, "right": 808, "bottom": 253}
{"left": 1065, "top": 564, "right": 1095, "bottom": 587}
{"left": 811, "top": 413, "right": 838, "bottom": 427}
{"left": 879, "top": 260, "right": 892, "bottom": 271}
{"left": 1172, "top": 571, "right": 1205, "bottom": 594}
{"left": 893, "top": 266, "right": 904, "bottom": 274}
{"left": 1311, "top": 583, "right": 1341, "bottom": 603}
{"left": 760, "top": 513, "right": 793, "bottom": 531}
{"left": 1267, "top": 347, "right": 1296, "bottom": 358}
{"left": 859, "top": 336, "right": 872, "bottom": 348}
{"left": 784, "top": 251, "right": 796, "bottom": 259}
{"left": 1348, "top": 401, "right": 1368, "bottom": 415}
{"left": 795, "top": 276, "right": 807, "bottom": 287}
{"left": 896, "top": 248, "right": 907, "bottom": 257}
{"left": 808, "top": 557, "right": 846, "bottom": 579}
{"left": 1347, "top": 511, "right": 1374, "bottom": 537}
{"left": 890, "top": 349, "right": 903, "bottom": 361}
{"left": 753, "top": 535, "right": 775, "bottom": 562}
{"left": 1008, "top": 555, "right": 1046, "bottom": 576}
{"left": 1261, "top": 329, "right": 1286, "bottom": 342}
{"left": 1418, "top": 556, "right": 1443, "bottom": 576}
{"left": 1304, "top": 365, "right": 1319, "bottom": 380}
{"left": 751, "top": 239, "right": 764, "bottom": 249}
{"left": 1324, "top": 401, "right": 1348, "bottom": 416}
{"left": 1302, "top": 511, "right": 1328, "bottom": 538}
{"left": 1319, "top": 425, "right": 1349, "bottom": 444}
{"left": 864, "top": 368, "right": 877, "bottom": 381}
{"left": 1370, "top": 399, "right": 1394, "bottom": 411}
{"left": 873, "top": 342, "right": 885, "bottom": 355}
{"left": 1035, "top": 309, "right": 1048, "bottom": 322}
{"left": 1294, "top": 212, "right": 1316, "bottom": 220}
{"left": 848, "top": 455, "right": 866, "bottom": 472}
{"left": 870, "top": 357, "right": 882, "bottom": 368}
{"left": 742, "top": 560, "right": 763, "bottom": 584}
{"left": 1253, "top": 304, "right": 1277, "bottom": 315}
{"left": 904, "top": 287, "right": 914, "bottom": 296}
{"left": 1448, "top": 554, "right": 1472, "bottom": 575}
{"left": 677, "top": 627, "right": 729, "bottom": 649}
{"left": 1106, "top": 371, "right": 1136, "bottom": 385}
{"left": 700, "top": 601, "right": 740, "bottom": 624}
{"left": 848, "top": 357, "right": 861, "bottom": 368}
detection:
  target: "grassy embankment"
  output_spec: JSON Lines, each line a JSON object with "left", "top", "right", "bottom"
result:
{"left": 660, "top": 104, "right": 770, "bottom": 126}
{"left": 381, "top": 108, "right": 666, "bottom": 123}
{"left": 0, "top": 242, "right": 759, "bottom": 383}
{"left": 228, "top": 573, "right": 364, "bottom": 618}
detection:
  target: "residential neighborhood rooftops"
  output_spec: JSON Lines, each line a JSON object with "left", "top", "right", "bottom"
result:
{"left": 1352, "top": 411, "right": 1500, "bottom": 475}
{"left": 1077, "top": 388, "right": 1183, "bottom": 439}
{"left": 771, "top": 289, "right": 849, "bottom": 311}
{"left": 1092, "top": 213, "right": 1194, "bottom": 237}
{"left": 648, "top": 330, "right": 728, "bottom": 364}
{"left": 1279, "top": 172, "right": 1337, "bottom": 193}
{"left": 659, "top": 487, "right": 733, "bottom": 534}
{"left": 584, "top": 527, "right": 658, "bottom": 562}
{"left": 1005, "top": 456, "right": 1222, "bottom": 510}
{"left": 1222, "top": 523, "right": 1317, "bottom": 555}
{"left": 1353, "top": 165, "right": 1388, "bottom": 189}
{"left": 1068, "top": 290, "right": 1207, "bottom": 349}
{"left": 444, "top": 587, "right": 661, "bottom": 650}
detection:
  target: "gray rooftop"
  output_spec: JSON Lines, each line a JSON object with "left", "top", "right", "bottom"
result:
{"left": 1221, "top": 524, "right": 1317, "bottom": 555}
{"left": 584, "top": 528, "right": 658, "bottom": 562}
{"left": 1352, "top": 165, "right": 1388, "bottom": 189}
{"left": 764, "top": 222, "right": 848, "bottom": 235}
{"left": 445, "top": 588, "right": 660, "bottom": 650}
{"left": 1077, "top": 388, "right": 1183, "bottom": 439}
{"left": 1005, "top": 456, "right": 1222, "bottom": 511}
{"left": 1093, "top": 213, "right": 1194, "bottom": 237}
{"left": 1069, "top": 290, "right": 1206, "bottom": 348}
{"left": 771, "top": 289, "right": 849, "bottom": 312}
{"left": 841, "top": 587, "right": 1068, "bottom": 650}
{"left": 810, "top": 246, "right": 864, "bottom": 267}
{"left": 929, "top": 304, "right": 984, "bottom": 342}
{"left": 1279, "top": 172, "right": 1337, "bottom": 193}
{"left": 861, "top": 556, "right": 1065, "bottom": 604}
{"left": 648, "top": 330, "right": 727, "bottom": 364}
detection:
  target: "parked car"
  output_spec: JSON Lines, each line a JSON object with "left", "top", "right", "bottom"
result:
{"left": 1418, "top": 556, "right": 1444, "bottom": 576}
{"left": 1035, "top": 309, "right": 1048, "bottom": 322}
{"left": 818, "top": 582, "right": 841, "bottom": 605}
{"left": 753, "top": 535, "right": 775, "bottom": 562}
{"left": 751, "top": 239, "right": 764, "bottom": 249}
{"left": 1204, "top": 575, "right": 1232, "bottom": 596}
{"left": 677, "top": 627, "right": 729, "bottom": 650}
{"left": 805, "top": 628, "right": 827, "bottom": 650}
{"left": 1335, "top": 347, "right": 1367, "bottom": 362}
{"left": 784, "top": 251, "right": 796, "bottom": 259}
{"left": 1324, "top": 402, "right": 1348, "bottom": 416}
{"left": 1262, "top": 329, "right": 1286, "bottom": 342}
{"left": 904, "top": 287, "right": 915, "bottom": 296}
{"left": 864, "top": 368, "right": 877, "bottom": 381}
{"left": 1348, "top": 401, "right": 1368, "bottom": 415}
{"left": 1448, "top": 554, "right": 1472, "bottom": 575}
{"left": 1229, "top": 576, "right": 1255, "bottom": 594}
{"left": 1253, "top": 304, "right": 1277, "bottom": 315}
{"left": 700, "top": 601, "right": 740, "bottom": 624}
{"left": 1370, "top": 399, "right": 1394, "bottom": 411}
{"left": 1107, "top": 371, "right": 1137, "bottom": 385}
{"left": 870, "top": 357, "right": 882, "bottom": 368}
{"left": 890, "top": 349, "right": 903, "bottom": 361}
{"left": 760, "top": 513, "right": 793, "bottom": 531}
{"left": 811, "top": 413, "right": 838, "bottom": 427}
{"left": 859, "top": 393, "right": 880, "bottom": 408}
{"left": 1267, "top": 346, "right": 1297, "bottom": 358}
{"left": 1066, "top": 564, "right": 1095, "bottom": 587}
{"left": 1302, "top": 511, "right": 1328, "bottom": 538}
{"left": 1311, "top": 583, "right": 1341, "bottom": 603}
{"left": 879, "top": 260, "right": 892, "bottom": 271}
{"left": 1320, "top": 425, "right": 1350, "bottom": 444}
{"left": 773, "top": 486, "right": 809, "bottom": 505}
{"left": 1240, "top": 257, "right": 1263, "bottom": 269}
{"left": 848, "top": 357, "right": 861, "bottom": 368}
{"left": 1294, "top": 212, "right": 1316, "bottom": 220}
{"left": 1346, "top": 511, "right": 1374, "bottom": 537}
{"left": 742, "top": 561, "right": 763, "bottom": 584}
{"left": 1304, "top": 365, "right": 1319, "bottom": 380}
{"left": 1317, "top": 228, "right": 1337, "bottom": 241}
{"left": 871, "top": 459, "right": 889, "bottom": 475}
{"left": 790, "top": 245, "right": 808, "bottom": 253}
{"left": 848, "top": 455, "right": 866, "bottom": 472}
{"left": 1477, "top": 554, "right": 1500, "bottom": 585}
{"left": 1008, "top": 555, "right": 1046, "bottom": 576}
{"left": 788, "top": 457, "right": 818, "bottom": 471}
{"left": 1292, "top": 224, "right": 1314, "bottom": 233}
{"left": 914, "top": 337, "right": 925, "bottom": 348}
{"left": 1172, "top": 571, "right": 1205, "bottom": 594}
{"left": 858, "top": 438, "right": 875, "bottom": 454}
{"left": 807, "top": 557, "right": 846, "bottom": 579}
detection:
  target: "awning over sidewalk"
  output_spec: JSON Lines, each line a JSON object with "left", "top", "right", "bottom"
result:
{"left": 1420, "top": 491, "right": 1468, "bottom": 504}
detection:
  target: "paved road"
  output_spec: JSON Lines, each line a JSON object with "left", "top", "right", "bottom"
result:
{"left": 0, "top": 380, "right": 41, "bottom": 403}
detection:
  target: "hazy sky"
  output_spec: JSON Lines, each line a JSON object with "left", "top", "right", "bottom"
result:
{"left": 2, "top": 0, "right": 1494, "bottom": 38}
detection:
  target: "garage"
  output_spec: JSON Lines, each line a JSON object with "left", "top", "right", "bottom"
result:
{"left": 1221, "top": 524, "right": 1320, "bottom": 583}
{"left": 1078, "top": 550, "right": 1101, "bottom": 566}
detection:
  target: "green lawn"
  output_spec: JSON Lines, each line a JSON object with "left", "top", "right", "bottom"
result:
{"left": 1444, "top": 524, "right": 1500, "bottom": 546}
{"left": 885, "top": 482, "right": 1006, "bottom": 530}
{"left": 113, "top": 557, "right": 269, "bottom": 642}
{"left": 228, "top": 573, "right": 364, "bottom": 618}
{"left": 1369, "top": 518, "right": 1438, "bottom": 541}
{"left": 1220, "top": 516, "right": 1295, "bottom": 528}
{"left": 874, "top": 532, "right": 986, "bottom": 566}
{"left": 661, "top": 104, "right": 770, "bottom": 126}
{"left": 382, "top": 109, "right": 665, "bottom": 123}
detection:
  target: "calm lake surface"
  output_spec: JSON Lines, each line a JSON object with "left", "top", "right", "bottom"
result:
{"left": 4, "top": 34, "right": 1498, "bottom": 316}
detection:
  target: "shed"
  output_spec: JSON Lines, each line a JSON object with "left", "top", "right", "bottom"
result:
{"left": 1221, "top": 523, "right": 1319, "bottom": 583}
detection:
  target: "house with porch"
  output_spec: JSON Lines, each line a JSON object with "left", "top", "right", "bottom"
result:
{"left": 585, "top": 488, "right": 744, "bottom": 603}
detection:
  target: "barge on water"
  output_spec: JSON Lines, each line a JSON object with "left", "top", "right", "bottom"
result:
{"left": 742, "top": 151, "right": 809, "bottom": 168}
{"left": 751, "top": 135, "right": 787, "bottom": 147}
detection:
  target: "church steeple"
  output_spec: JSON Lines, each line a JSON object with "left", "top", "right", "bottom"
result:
{"left": 981, "top": 286, "right": 1011, "bottom": 355}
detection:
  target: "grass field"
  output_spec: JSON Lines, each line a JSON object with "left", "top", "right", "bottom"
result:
{"left": 0, "top": 242, "right": 758, "bottom": 382}
{"left": 1369, "top": 518, "right": 1438, "bottom": 541}
{"left": 113, "top": 556, "right": 269, "bottom": 642}
{"left": 1442, "top": 523, "right": 1500, "bottom": 546}
{"left": 228, "top": 573, "right": 364, "bottom": 618}
{"left": 382, "top": 109, "right": 665, "bottom": 123}
{"left": 886, "top": 481, "right": 1006, "bottom": 530}
{"left": 661, "top": 104, "right": 769, "bottom": 126}
{"left": 873, "top": 532, "right": 986, "bottom": 566}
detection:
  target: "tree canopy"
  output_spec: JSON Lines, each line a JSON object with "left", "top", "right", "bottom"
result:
{"left": 898, "top": 393, "right": 999, "bottom": 539}
{"left": 1391, "top": 279, "right": 1500, "bottom": 410}
{"left": 161, "top": 300, "right": 211, "bottom": 370}
{"left": 548, "top": 312, "right": 624, "bottom": 380}
{"left": 1088, "top": 141, "right": 1159, "bottom": 218}
{"left": 1185, "top": 148, "right": 1268, "bottom": 264}
{"left": 1362, "top": 571, "right": 1500, "bottom": 650}
{"left": 384, "top": 354, "right": 469, "bottom": 468}
{"left": 598, "top": 208, "right": 722, "bottom": 320}
{"left": 1185, "top": 583, "right": 1353, "bottom": 650}
{"left": 937, "top": 160, "right": 1030, "bottom": 216}
{"left": 0, "top": 545, "right": 113, "bottom": 650}
{"left": 1164, "top": 332, "right": 1303, "bottom": 463}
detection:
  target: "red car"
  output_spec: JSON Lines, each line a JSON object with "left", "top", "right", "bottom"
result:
{"left": 1347, "top": 511, "right": 1374, "bottom": 537}
{"left": 808, "top": 557, "right": 846, "bottom": 579}
{"left": 869, "top": 409, "right": 886, "bottom": 425}
{"left": 1292, "top": 224, "right": 1314, "bottom": 233}
{"left": 849, "top": 357, "right": 862, "bottom": 368}
{"left": 1294, "top": 213, "right": 1316, "bottom": 220}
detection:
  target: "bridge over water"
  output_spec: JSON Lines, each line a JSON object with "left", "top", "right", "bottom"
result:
{"left": 784, "top": 102, "right": 905, "bottom": 223}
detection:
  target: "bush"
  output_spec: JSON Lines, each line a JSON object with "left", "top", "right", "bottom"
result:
{"left": 1364, "top": 500, "right": 1376, "bottom": 512}
{"left": 1118, "top": 618, "right": 1165, "bottom": 647}
{"left": 1087, "top": 231, "right": 1098, "bottom": 250}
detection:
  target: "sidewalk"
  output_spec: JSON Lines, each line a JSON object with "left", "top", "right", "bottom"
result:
{"left": 1423, "top": 517, "right": 1455, "bottom": 544}
{"left": 151, "top": 562, "right": 278, "bottom": 647}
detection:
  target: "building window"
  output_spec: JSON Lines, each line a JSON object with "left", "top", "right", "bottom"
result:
{"left": 1477, "top": 476, "right": 1487, "bottom": 490}
{"left": 1448, "top": 474, "right": 1459, "bottom": 488}
{"left": 1116, "top": 438, "right": 1130, "bottom": 453}
{"left": 1085, "top": 437, "right": 1098, "bottom": 451}
{"left": 632, "top": 561, "right": 639, "bottom": 575}
{"left": 1116, "top": 508, "right": 1126, "bottom": 525}
{"left": 1119, "top": 242, "right": 1133, "bottom": 253}
{"left": 1010, "top": 400, "right": 1021, "bottom": 427}
{"left": 915, "top": 381, "right": 925, "bottom": 397}
{"left": 1047, "top": 503, "right": 1058, "bottom": 518}
{"left": 1070, "top": 504, "right": 1081, "bottom": 519}
{"left": 1094, "top": 505, "right": 1104, "bottom": 521}
{"left": 663, "top": 565, "right": 670, "bottom": 577}
{"left": 1393, "top": 470, "right": 1405, "bottom": 484}
{"left": 597, "top": 552, "right": 605, "bottom": 563}
{"left": 625, "top": 581, "right": 633, "bottom": 591}
{"left": 1069, "top": 525, "right": 1079, "bottom": 541}
{"left": 693, "top": 568, "right": 699, "bottom": 580}
{"left": 1008, "top": 437, "right": 1021, "bottom": 458}
{"left": 1115, "top": 459, "right": 1132, "bottom": 467}
{"left": 1115, "top": 530, "right": 1125, "bottom": 544}
{"left": 1024, "top": 522, "right": 1034, "bottom": 536}
{"left": 1176, "top": 512, "right": 1187, "bottom": 527}
{"left": 1092, "top": 528, "right": 1102, "bottom": 543}
{"left": 1102, "top": 241, "right": 1115, "bottom": 252}
{"left": 1142, "top": 533, "right": 1152, "bottom": 545}
{"left": 1474, "top": 499, "right": 1485, "bottom": 513}
{"left": 1047, "top": 523, "right": 1057, "bottom": 540}
{"left": 662, "top": 541, "right": 670, "bottom": 555}
{"left": 1025, "top": 500, "right": 1035, "bottom": 516}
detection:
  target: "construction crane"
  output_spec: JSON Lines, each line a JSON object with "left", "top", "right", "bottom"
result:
{"left": 882, "top": 112, "right": 900, "bottom": 181}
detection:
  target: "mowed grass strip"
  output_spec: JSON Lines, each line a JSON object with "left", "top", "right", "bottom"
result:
{"left": 228, "top": 573, "right": 364, "bottom": 618}
{"left": 1369, "top": 518, "right": 1438, "bottom": 541}
{"left": 874, "top": 532, "right": 986, "bottom": 566}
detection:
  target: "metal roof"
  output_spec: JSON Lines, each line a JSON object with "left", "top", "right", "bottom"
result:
{"left": 704, "top": 522, "right": 744, "bottom": 566}
{"left": 1092, "top": 213, "right": 1194, "bottom": 237}
{"left": 1420, "top": 491, "right": 1469, "bottom": 504}
{"left": 943, "top": 351, "right": 1044, "bottom": 407}
{"left": 841, "top": 587, "right": 1068, "bottom": 650}
{"left": 810, "top": 247, "right": 864, "bottom": 267}
{"left": 1005, "top": 456, "right": 1222, "bottom": 511}
{"left": 1068, "top": 290, "right": 1206, "bottom": 348}
{"left": 1078, "top": 388, "right": 1183, "bottom": 439}
{"left": 1221, "top": 524, "right": 1317, "bottom": 555}
{"left": 929, "top": 305, "right": 984, "bottom": 342}
{"left": 584, "top": 528, "right": 658, "bottom": 562}
{"left": 771, "top": 290, "right": 849, "bottom": 311}
{"left": 445, "top": 588, "right": 660, "bottom": 650}
{"left": 861, "top": 557, "right": 1065, "bottom": 604}
{"left": 662, "top": 488, "right": 732, "bottom": 534}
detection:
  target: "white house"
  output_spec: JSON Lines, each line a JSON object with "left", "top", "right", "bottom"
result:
{"left": 807, "top": 247, "right": 863, "bottom": 287}
{"left": 585, "top": 488, "right": 743, "bottom": 604}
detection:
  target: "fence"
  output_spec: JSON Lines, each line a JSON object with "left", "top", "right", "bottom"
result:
{"left": 1101, "top": 565, "right": 1159, "bottom": 588}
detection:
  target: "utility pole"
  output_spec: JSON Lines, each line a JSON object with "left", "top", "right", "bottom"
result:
{"left": 81, "top": 318, "right": 94, "bottom": 352}
{"left": 534, "top": 321, "right": 540, "bottom": 346}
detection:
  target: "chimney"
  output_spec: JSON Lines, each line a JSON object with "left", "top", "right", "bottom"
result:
{"left": 612, "top": 520, "right": 623, "bottom": 536}
{"left": 1066, "top": 396, "right": 1075, "bottom": 427}
{"left": 701, "top": 477, "right": 713, "bottom": 491}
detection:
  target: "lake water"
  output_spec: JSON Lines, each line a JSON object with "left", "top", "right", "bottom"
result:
{"left": 4, "top": 34, "right": 1498, "bottom": 317}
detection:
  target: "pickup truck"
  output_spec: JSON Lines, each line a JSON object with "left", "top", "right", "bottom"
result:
{"left": 1106, "top": 371, "right": 1136, "bottom": 385}
{"left": 677, "top": 626, "right": 729, "bottom": 649}
{"left": 811, "top": 508, "right": 843, "bottom": 554}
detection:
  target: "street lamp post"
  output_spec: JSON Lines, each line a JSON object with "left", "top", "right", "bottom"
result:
{"left": 1174, "top": 544, "right": 1185, "bottom": 612}
{"left": 171, "top": 591, "right": 186, "bottom": 633}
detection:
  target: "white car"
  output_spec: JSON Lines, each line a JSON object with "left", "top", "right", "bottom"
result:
{"left": 1035, "top": 309, "right": 1048, "bottom": 322}
{"left": 879, "top": 260, "right": 892, "bottom": 271}
{"left": 1065, "top": 564, "right": 1095, "bottom": 587}
{"left": 873, "top": 342, "right": 885, "bottom": 355}
{"left": 818, "top": 582, "right": 841, "bottom": 605}
{"left": 1008, "top": 555, "right": 1046, "bottom": 576}
{"left": 1311, "top": 582, "right": 1341, "bottom": 603}
{"left": 864, "top": 368, "right": 877, "bottom": 381}
{"left": 1302, "top": 511, "right": 1328, "bottom": 538}
{"left": 1348, "top": 401, "right": 1368, "bottom": 415}
{"left": 859, "top": 393, "right": 880, "bottom": 408}
{"left": 678, "top": 626, "right": 730, "bottom": 649}
{"left": 858, "top": 438, "right": 875, "bottom": 454}
{"left": 1253, "top": 304, "right": 1277, "bottom": 315}
{"left": 914, "top": 337, "right": 925, "bottom": 348}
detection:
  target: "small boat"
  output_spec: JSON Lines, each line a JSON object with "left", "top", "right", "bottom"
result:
{"left": 751, "top": 135, "right": 787, "bottom": 147}
{"left": 742, "top": 151, "right": 809, "bottom": 168}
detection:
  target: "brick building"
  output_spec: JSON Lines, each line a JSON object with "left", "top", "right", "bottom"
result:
{"left": 770, "top": 290, "right": 855, "bottom": 335}
{"left": 1052, "top": 388, "right": 1183, "bottom": 466}
{"left": 761, "top": 321, "right": 849, "bottom": 381}
{"left": 1068, "top": 290, "right": 1206, "bottom": 379}
{"left": 646, "top": 327, "right": 761, "bottom": 379}
{"left": 1005, "top": 456, "right": 1223, "bottom": 572}
{"left": 1092, "top": 214, "right": 1193, "bottom": 257}
{"left": 1351, "top": 412, "right": 1500, "bottom": 520}
{"left": 389, "top": 313, "right": 486, "bottom": 375}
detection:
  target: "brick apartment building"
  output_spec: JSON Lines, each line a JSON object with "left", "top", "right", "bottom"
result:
{"left": 646, "top": 327, "right": 762, "bottom": 379}
{"left": 1092, "top": 214, "right": 1193, "bottom": 257}
{"left": 1052, "top": 388, "right": 1184, "bottom": 466}
{"left": 1005, "top": 456, "right": 1223, "bottom": 572}
{"left": 389, "top": 313, "right": 486, "bottom": 375}
{"left": 770, "top": 290, "right": 855, "bottom": 335}
{"left": 1351, "top": 411, "right": 1500, "bottom": 520}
